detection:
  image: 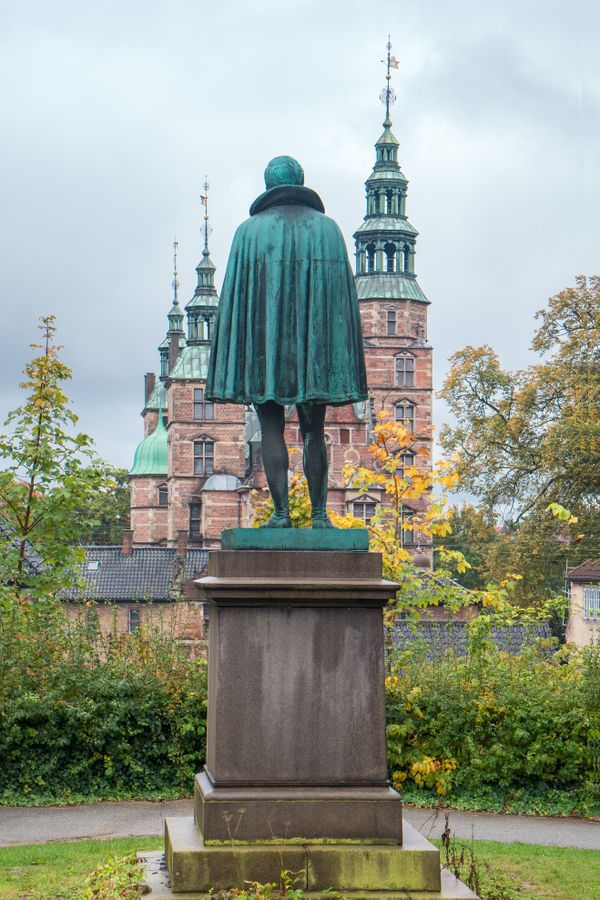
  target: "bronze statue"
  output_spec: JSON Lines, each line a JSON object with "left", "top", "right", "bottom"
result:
{"left": 206, "top": 156, "right": 367, "bottom": 528}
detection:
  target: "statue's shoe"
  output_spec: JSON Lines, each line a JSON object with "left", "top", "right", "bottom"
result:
{"left": 311, "top": 515, "right": 336, "bottom": 529}
{"left": 259, "top": 513, "right": 292, "bottom": 529}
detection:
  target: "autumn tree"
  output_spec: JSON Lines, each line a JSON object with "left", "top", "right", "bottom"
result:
{"left": 0, "top": 317, "right": 110, "bottom": 600}
{"left": 438, "top": 276, "right": 600, "bottom": 603}
{"left": 439, "top": 276, "right": 600, "bottom": 521}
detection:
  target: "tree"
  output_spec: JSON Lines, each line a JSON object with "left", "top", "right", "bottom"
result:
{"left": 75, "top": 466, "right": 131, "bottom": 545}
{"left": 433, "top": 504, "right": 499, "bottom": 591}
{"left": 439, "top": 276, "right": 600, "bottom": 522}
{"left": 0, "top": 317, "right": 110, "bottom": 600}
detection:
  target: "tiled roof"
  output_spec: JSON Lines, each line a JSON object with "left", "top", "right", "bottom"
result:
{"left": 567, "top": 559, "right": 600, "bottom": 582}
{"left": 391, "top": 621, "right": 552, "bottom": 659}
{"left": 61, "top": 546, "right": 209, "bottom": 602}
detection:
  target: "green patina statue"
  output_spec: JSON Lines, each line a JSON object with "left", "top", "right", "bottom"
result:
{"left": 206, "top": 156, "right": 367, "bottom": 528}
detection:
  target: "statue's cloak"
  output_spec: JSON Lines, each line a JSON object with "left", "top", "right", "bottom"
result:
{"left": 205, "top": 185, "right": 367, "bottom": 406}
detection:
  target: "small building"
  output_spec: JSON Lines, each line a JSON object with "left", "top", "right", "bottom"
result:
{"left": 61, "top": 531, "right": 208, "bottom": 652}
{"left": 566, "top": 559, "right": 600, "bottom": 647}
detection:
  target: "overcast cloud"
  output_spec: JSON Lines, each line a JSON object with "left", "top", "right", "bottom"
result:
{"left": 0, "top": 0, "right": 598, "bottom": 468}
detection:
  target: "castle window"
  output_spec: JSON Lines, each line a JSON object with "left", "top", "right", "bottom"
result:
{"left": 158, "top": 483, "right": 168, "bottom": 507}
{"left": 403, "top": 243, "right": 411, "bottom": 274}
{"left": 353, "top": 497, "right": 377, "bottom": 523}
{"left": 189, "top": 499, "right": 201, "bottom": 539}
{"left": 386, "top": 309, "right": 396, "bottom": 336}
{"left": 395, "top": 353, "right": 415, "bottom": 387}
{"left": 128, "top": 608, "right": 140, "bottom": 634}
{"left": 194, "top": 388, "right": 214, "bottom": 421}
{"left": 401, "top": 506, "right": 415, "bottom": 545}
{"left": 395, "top": 401, "right": 415, "bottom": 432}
{"left": 385, "top": 190, "right": 394, "bottom": 214}
{"left": 384, "top": 243, "right": 396, "bottom": 273}
{"left": 396, "top": 451, "right": 415, "bottom": 479}
{"left": 366, "top": 243, "right": 376, "bottom": 273}
{"left": 193, "top": 440, "right": 214, "bottom": 475}
{"left": 340, "top": 428, "right": 350, "bottom": 445}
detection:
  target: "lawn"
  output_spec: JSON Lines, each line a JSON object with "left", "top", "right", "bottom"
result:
{"left": 0, "top": 836, "right": 598, "bottom": 899}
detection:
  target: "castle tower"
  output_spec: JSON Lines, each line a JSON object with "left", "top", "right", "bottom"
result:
{"left": 352, "top": 40, "right": 433, "bottom": 555}
{"left": 165, "top": 186, "right": 247, "bottom": 547}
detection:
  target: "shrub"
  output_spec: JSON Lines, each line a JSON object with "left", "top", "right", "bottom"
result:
{"left": 386, "top": 641, "right": 599, "bottom": 815}
{"left": 0, "top": 600, "right": 206, "bottom": 804}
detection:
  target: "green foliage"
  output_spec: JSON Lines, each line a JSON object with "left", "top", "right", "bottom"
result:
{"left": 438, "top": 276, "right": 600, "bottom": 605}
{"left": 74, "top": 466, "right": 131, "bottom": 545}
{"left": 385, "top": 641, "right": 600, "bottom": 817}
{"left": 0, "top": 601, "right": 206, "bottom": 804}
{"left": 439, "top": 275, "right": 600, "bottom": 518}
{"left": 0, "top": 316, "right": 112, "bottom": 600}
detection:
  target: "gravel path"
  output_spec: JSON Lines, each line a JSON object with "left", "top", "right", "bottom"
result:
{"left": 0, "top": 800, "right": 597, "bottom": 850}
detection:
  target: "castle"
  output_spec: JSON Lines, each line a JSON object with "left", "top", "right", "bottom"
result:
{"left": 129, "top": 91, "right": 433, "bottom": 561}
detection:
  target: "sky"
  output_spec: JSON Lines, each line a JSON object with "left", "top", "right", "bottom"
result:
{"left": 0, "top": 0, "right": 598, "bottom": 469}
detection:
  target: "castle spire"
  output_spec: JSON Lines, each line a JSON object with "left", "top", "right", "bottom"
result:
{"left": 184, "top": 178, "right": 219, "bottom": 346}
{"left": 352, "top": 38, "right": 428, "bottom": 304}
{"left": 167, "top": 237, "right": 184, "bottom": 335}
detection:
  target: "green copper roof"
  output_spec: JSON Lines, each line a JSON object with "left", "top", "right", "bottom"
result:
{"left": 145, "top": 381, "right": 167, "bottom": 411}
{"left": 354, "top": 216, "right": 418, "bottom": 237}
{"left": 355, "top": 274, "right": 430, "bottom": 303}
{"left": 130, "top": 414, "right": 168, "bottom": 476}
{"left": 376, "top": 117, "right": 399, "bottom": 146}
{"left": 169, "top": 343, "right": 212, "bottom": 380}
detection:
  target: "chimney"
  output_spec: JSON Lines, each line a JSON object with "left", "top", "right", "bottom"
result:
{"left": 121, "top": 529, "right": 134, "bottom": 556}
{"left": 144, "top": 372, "right": 156, "bottom": 405}
{"left": 176, "top": 530, "right": 188, "bottom": 557}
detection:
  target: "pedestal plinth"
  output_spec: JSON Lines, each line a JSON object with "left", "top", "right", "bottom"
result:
{"left": 142, "top": 539, "right": 477, "bottom": 898}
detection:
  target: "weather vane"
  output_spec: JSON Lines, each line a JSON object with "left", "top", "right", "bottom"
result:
{"left": 380, "top": 35, "right": 399, "bottom": 120}
{"left": 200, "top": 175, "right": 212, "bottom": 250}
{"left": 172, "top": 237, "right": 179, "bottom": 302}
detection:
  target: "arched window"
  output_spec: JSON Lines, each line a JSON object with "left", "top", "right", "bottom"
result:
{"left": 403, "top": 242, "right": 412, "bottom": 274}
{"left": 394, "top": 401, "right": 415, "bottom": 432}
{"left": 157, "top": 483, "right": 168, "bottom": 507}
{"left": 384, "top": 243, "right": 396, "bottom": 273}
{"left": 366, "top": 243, "right": 376, "bottom": 274}
{"left": 385, "top": 190, "right": 394, "bottom": 215}
{"left": 386, "top": 309, "right": 396, "bottom": 336}
{"left": 193, "top": 439, "right": 214, "bottom": 475}
{"left": 395, "top": 353, "right": 415, "bottom": 387}
{"left": 189, "top": 498, "right": 201, "bottom": 539}
{"left": 353, "top": 496, "right": 378, "bottom": 523}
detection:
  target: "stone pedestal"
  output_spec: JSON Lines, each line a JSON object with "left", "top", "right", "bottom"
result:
{"left": 141, "top": 540, "right": 477, "bottom": 898}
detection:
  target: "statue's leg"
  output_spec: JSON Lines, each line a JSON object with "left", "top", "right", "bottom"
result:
{"left": 297, "top": 402, "right": 334, "bottom": 529}
{"left": 255, "top": 401, "right": 292, "bottom": 528}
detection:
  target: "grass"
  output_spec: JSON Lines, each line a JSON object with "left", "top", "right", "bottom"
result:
{"left": 434, "top": 839, "right": 600, "bottom": 899}
{"left": 0, "top": 836, "right": 162, "bottom": 899}
{"left": 0, "top": 836, "right": 598, "bottom": 899}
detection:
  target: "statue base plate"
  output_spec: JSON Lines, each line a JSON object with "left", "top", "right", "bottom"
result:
{"left": 139, "top": 819, "right": 478, "bottom": 896}
{"left": 221, "top": 527, "right": 369, "bottom": 551}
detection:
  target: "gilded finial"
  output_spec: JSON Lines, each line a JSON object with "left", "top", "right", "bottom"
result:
{"left": 172, "top": 237, "right": 179, "bottom": 303}
{"left": 200, "top": 176, "right": 211, "bottom": 253}
{"left": 380, "top": 35, "right": 399, "bottom": 123}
